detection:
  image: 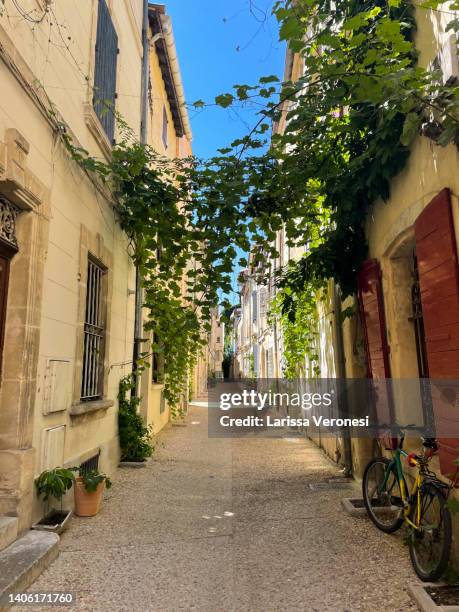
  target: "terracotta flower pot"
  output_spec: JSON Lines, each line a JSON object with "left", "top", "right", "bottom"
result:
{"left": 74, "top": 477, "right": 105, "bottom": 517}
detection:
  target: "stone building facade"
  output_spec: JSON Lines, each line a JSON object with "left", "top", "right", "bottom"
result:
{"left": 0, "top": 0, "right": 193, "bottom": 547}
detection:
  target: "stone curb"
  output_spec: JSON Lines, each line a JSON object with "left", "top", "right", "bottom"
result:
{"left": 119, "top": 459, "right": 151, "bottom": 468}
{"left": 407, "top": 583, "right": 459, "bottom": 612}
{"left": 341, "top": 498, "right": 368, "bottom": 517}
{"left": 0, "top": 518, "right": 18, "bottom": 553}
{"left": 0, "top": 531, "right": 59, "bottom": 611}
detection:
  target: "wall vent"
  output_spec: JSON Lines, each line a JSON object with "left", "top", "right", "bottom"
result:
{"left": 41, "top": 425, "right": 66, "bottom": 471}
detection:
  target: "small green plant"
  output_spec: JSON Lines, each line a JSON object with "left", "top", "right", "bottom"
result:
{"left": 35, "top": 467, "right": 75, "bottom": 512}
{"left": 75, "top": 469, "right": 112, "bottom": 493}
{"left": 118, "top": 375, "right": 155, "bottom": 462}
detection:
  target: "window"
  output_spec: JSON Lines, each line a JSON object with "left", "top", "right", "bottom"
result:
{"left": 259, "top": 288, "right": 267, "bottom": 318}
{"left": 152, "top": 332, "right": 164, "bottom": 384}
{"left": 79, "top": 452, "right": 100, "bottom": 474}
{"left": 162, "top": 105, "right": 168, "bottom": 148}
{"left": 81, "top": 257, "right": 107, "bottom": 401}
{"left": 93, "top": 0, "right": 118, "bottom": 143}
{"left": 252, "top": 291, "right": 258, "bottom": 322}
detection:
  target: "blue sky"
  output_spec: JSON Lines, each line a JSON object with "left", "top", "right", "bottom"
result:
{"left": 164, "top": 0, "right": 286, "bottom": 158}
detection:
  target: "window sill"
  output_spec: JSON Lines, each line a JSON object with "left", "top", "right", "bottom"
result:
{"left": 70, "top": 398, "right": 114, "bottom": 417}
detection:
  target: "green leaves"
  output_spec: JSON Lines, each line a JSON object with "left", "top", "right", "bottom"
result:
{"left": 401, "top": 112, "right": 421, "bottom": 146}
{"left": 35, "top": 468, "right": 75, "bottom": 503}
{"left": 259, "top": 75, "right": 280, "bottom": 84}
{"left": 343, "top": 7, "right": 381, "bottom": 32}
{"left": 77, "top": 469, "right": 112, "bottom": 493}
{"left": 215, "top": 93, "right": 234, "bottom": 108}
{"left": 118, "top": 375, "right": 155, "bottom": 461}
{"left": 279, "top": 16, "right": 303, "bottom": 41}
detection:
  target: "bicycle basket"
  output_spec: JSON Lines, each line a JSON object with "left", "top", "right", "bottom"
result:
{"left": 380, "top": 433, "right": 398, "bottom": 451}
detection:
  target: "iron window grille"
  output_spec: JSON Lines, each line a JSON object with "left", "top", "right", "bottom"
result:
{"left": 81, "top": 257, "right": 106, "bottom": 401}
{"left": 79, "top": 452, "right": 100, "bottom": 475}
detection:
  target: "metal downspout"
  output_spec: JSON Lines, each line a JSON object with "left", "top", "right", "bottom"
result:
{"left": 132, "top": 0, "right": 150, "bottom": 398}
{"left": 332, "top": 281, "right": 353, "bottom": 476}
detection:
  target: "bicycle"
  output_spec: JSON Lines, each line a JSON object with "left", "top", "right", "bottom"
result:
{"left": 362, "top": 429, "right": 452, "bottom": 581}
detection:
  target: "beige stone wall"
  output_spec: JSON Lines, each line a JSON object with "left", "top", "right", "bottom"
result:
{"left": 0, "top": 0, "right": 143, "bottom": 529}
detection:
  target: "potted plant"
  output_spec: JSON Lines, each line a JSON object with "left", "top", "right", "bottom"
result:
{"left": 33, "top": 467, "right": 75, "bottom": 533}
{"left": 73, "top": 469, "right": 112, "bottom": 517}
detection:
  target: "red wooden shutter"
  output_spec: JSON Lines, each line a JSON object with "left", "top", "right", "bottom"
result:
{"left": 415, "top": 188, "right": 459, "bottom": 477}
{"left": 358, "top": 259, "right": 391, "bottom": 379}
{"left": 358, "top": 259, "right": 394, "bottom": 432}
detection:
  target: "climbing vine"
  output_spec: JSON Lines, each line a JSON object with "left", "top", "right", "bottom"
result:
{"left": 63, "top": 126, "right": 228, "bottom": 410}
{"left": 196, "top": 0, "right": 459, "bottom": 319}
{"left": 270, "top": 285, "right": 321, "bottom": 378}
{"left": 59, "top": 0, "right": 459, "bottom": 400}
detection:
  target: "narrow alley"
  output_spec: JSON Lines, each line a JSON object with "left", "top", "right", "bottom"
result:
{"left": 23, "top": 404, "right": 419, "bottom": 612}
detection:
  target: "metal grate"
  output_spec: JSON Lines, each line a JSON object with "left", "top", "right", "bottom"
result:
{"left": 79, "top": 452, "right": 100, "bottom": 474}
{"left": 81, "top": 258, "right": 106, "bottom": 401}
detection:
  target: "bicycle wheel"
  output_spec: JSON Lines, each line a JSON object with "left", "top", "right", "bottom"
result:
{"left": 408, "top": 482, "right": 452, "bottom": 582}
{"left": 362, "top": 457, "right": 404, "bottom": 533}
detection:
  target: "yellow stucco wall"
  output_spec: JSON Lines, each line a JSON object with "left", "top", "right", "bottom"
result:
{"left": 148, "top": 43, "right": 182, "bottom": 157}
{"left": 338, "top": 8, "right": 459, "bottom": 491}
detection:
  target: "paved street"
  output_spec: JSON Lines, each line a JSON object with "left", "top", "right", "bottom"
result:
{"left": 23, "top": 404, "right": 419, "bottom": 612}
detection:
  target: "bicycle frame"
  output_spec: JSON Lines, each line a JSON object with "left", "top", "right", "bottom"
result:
{"left": 380, "top": 447, "right": 423, "bottom": 531}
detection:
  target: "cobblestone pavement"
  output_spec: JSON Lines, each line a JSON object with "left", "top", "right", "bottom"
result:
{"left": 22, "top": 404, "right": 420, "bottom": 612}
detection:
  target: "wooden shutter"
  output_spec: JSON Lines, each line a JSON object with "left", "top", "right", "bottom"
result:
{"left": 415, "top": 188, "right": 459, "bottom": 477}
{"left": 358, "top": 259, "right": 393, "bottom": 430}
{"left": 358, "top": 259, "right": 391, "bottom": 379}
{"left": 93, "top": 0, "right": 118, "bottom": 143}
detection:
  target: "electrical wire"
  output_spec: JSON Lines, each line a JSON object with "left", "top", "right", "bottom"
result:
{"left": 10, "top": 0, "right": 48, "bottom": 24}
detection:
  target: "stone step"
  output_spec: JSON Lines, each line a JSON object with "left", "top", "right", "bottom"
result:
{"left": 0, "top": 518, "right": 18, "bottom": 553}
{"left": 0, "top": 531, "right": 59, "bottom": 611}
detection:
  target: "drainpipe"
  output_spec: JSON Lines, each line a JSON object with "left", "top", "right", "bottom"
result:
{"left": 132, "top": 0, "right": 150, "bottom": 398}
{"left": 332, "top": 280, "right": 353, "bottom": 476}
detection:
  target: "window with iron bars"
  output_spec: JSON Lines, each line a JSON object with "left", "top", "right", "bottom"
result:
{"left": 81, "top": 257, "right": 107, "bottom": 401}
{"left": 79, "top": 452, "right": 100, "bottom": 475}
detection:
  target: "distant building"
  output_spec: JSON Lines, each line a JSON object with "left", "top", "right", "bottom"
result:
{"left": 208, "top": 307, "right": 224, "bottom": 378}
